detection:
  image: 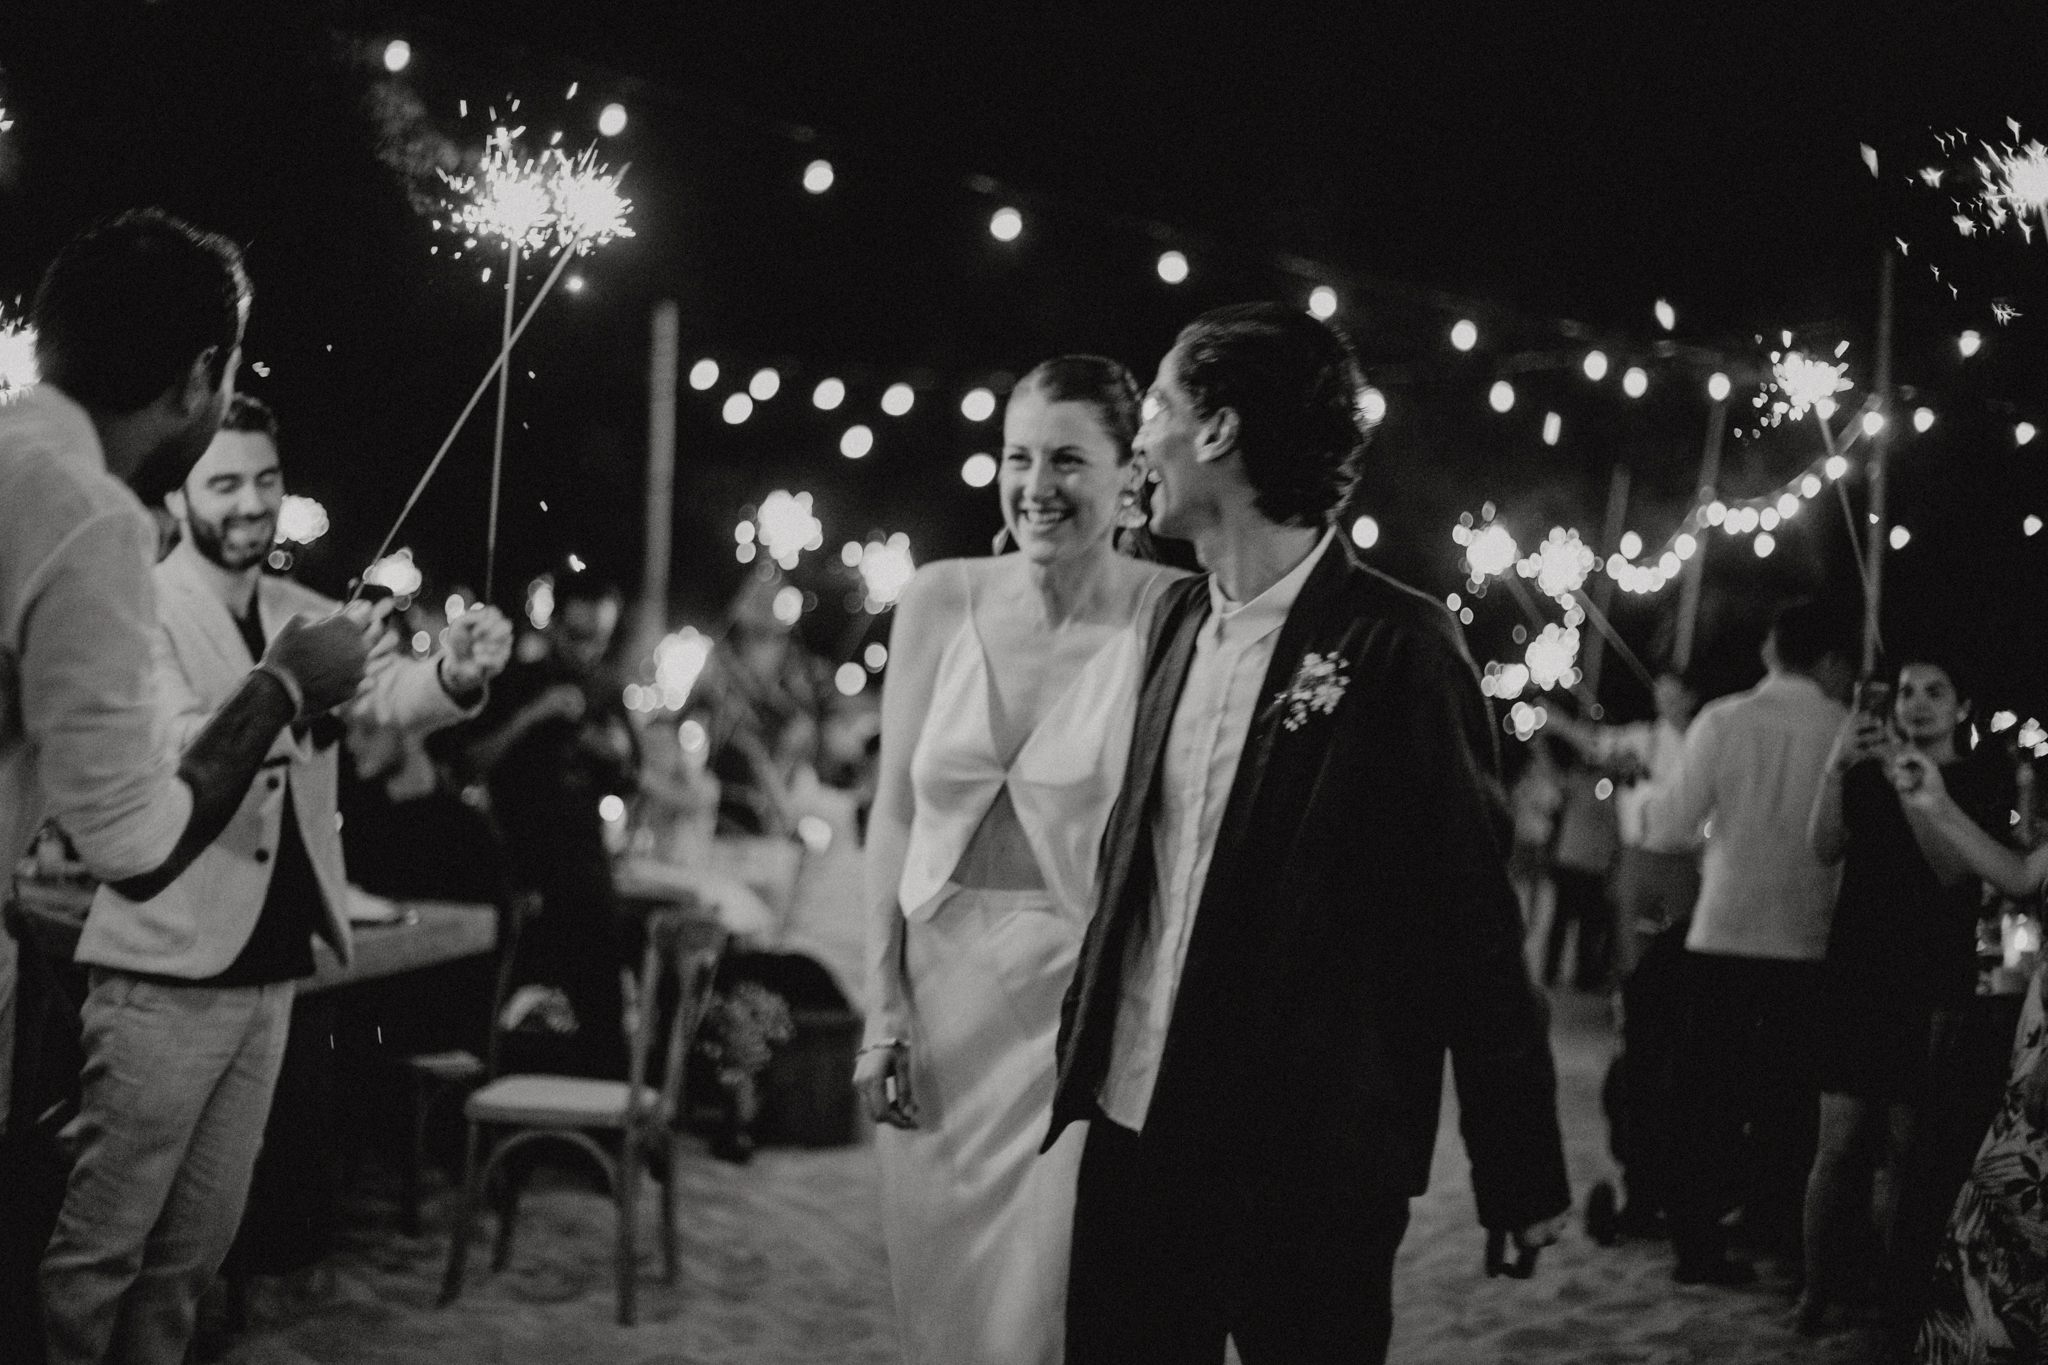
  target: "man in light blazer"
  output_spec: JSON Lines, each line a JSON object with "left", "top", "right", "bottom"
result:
{"left": 41, "top": 395, "right": 513, "bottom": 1365}
{"left": 1049, "top": 304, "right": 1570, "bottom": 1363}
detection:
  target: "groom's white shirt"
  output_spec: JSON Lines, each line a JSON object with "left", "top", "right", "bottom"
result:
{"left": 1099, "top": 530, "right": 1333, "bottom": 1130}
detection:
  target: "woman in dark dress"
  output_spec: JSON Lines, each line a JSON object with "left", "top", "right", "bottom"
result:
{"left": 1799, "top": 659, "right": 2011, "bottom": 1333}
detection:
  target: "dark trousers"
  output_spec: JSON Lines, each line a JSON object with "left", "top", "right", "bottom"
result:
{"left": 1668, "top": 951, "right": 1822, "bottom": 1266}
{"left": 1067, "top": 1115, "right": 1411, "bottom": 1365}
{"left": 1545, "top": 867, "right": 1613, "bottom": 989}
{"left": 1606, "top": 919, "right": 1694, "bottom": 1218}
{"left": 1884, "top": 994, "right": 2025, "bottom": 1350}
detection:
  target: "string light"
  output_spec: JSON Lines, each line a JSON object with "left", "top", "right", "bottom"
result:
{"left": 961, "top": 453, "right": 997, "bottom": 487}
{"left": 2018, "top": 422, "right": 2037, "bottom": 446}
{"left": 2026, "top": 515, "right": 2043, "bottom": 537}
{"left": 1707, "top": 372, "right": 1731, "bottom": 402}
{"left": 597, "top": 103, "right": 627, "bottom": 137}
{"left": 1488, "top": 380, "right": 1515, "bottom": 413}
{"left": 802, "top": 159, "right": 834, "bottom": 194}
{"left": 989, "top": 207, "right": 1023, "bottom": 242}
{"left": 1654, "top": 298, "right": 1677, "bottom": 331}
{"left": 689, "top": 359, "right": 718, "bottom": 390}
{"left": 1619, "top": 531, "right": 1643, "bottom": 559}
{"left": 812, "top": 377, "right": 845, "bottom": 410}
{"left": 1622, "top": 367, "right": 1648, "bottom": 398}
{"left": 835, "top": 663, "right": 866, "bottom": 696}
{"left": 382, "top": 39, "right": 412, "bottom": 73}
{"left": 1959, "top": 330, "right": 1983, "bottom": 358}
{"left": 1862, "top": 411, "right": 1886, "bottom": 436}
{"left": 1913, "top": 407, "right": 1935, "bottom": 432}
{"left": 961, "top": 387, "right": 997, "bottom": 421}
{"left": 1890, "top": 525, "right": 1912, "bottom": 550}
{"left": 881, "top": 382, "right": 915, "bottom": 416}
{"left": 749, "top": 367, "right": 781, "bottom": 401}
{"left": 1358, "top": 387, "right": 1387, "bottom": 426}
{"left": 1156, "top": 250, "right": 1189, "bottom": 284}
{"left": 865, "top": 642, "right": 889, "bottom": 670}
{"left": 1450, "top": 319, "right": 1479, "bottom": 352}
{"left": 1753, "top": 532, "right": 1776, "bottom": 558}
{"left": 1308, "top": 286, "right": 1339, "bottom": 320}
{"left": 1351, "top": 515, "right": 1380, "bottom": 550}
{"left": 840, "top": 424, "right": 874, "bottom": 458}
{"left": 1582, "top": 350, "right": 1609, "bottom": 382}
{"left": 1542, "top": 412, "right": 1561, "bottom": 446}
{"left": 722, "top": 393, "right": 753, "bottom": 424}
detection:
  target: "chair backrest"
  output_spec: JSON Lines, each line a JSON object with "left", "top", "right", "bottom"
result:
{"left": 621, "top": 901, "right": 727, "bottom": 1131}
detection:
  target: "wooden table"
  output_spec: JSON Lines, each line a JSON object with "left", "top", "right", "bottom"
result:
{"left": 305, "top": 901, "right": 498, "bottom": 994}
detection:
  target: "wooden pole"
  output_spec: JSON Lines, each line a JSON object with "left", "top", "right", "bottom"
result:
{"left": 1581, "top": 463, "right": 1631, "bottom": 703}
{"left": 640, "top": 300, "right": 679, "bottom": 651}
{"left": 1673, "top": 397, "right": 1725, "bottom": 673}
{"left": 1861, "top": 249, "right": 1897, "bottom": 677}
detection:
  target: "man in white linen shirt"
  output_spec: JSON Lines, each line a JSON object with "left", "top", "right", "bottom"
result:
{"left": 0, "top": 209, "right": 367, "bottom": 1362}
{"left": 1049, "top": 303, "right": 1569, "bottom": 1364}
{"left": 1641, "top": 598, "right": 1853, "bottom": 1284}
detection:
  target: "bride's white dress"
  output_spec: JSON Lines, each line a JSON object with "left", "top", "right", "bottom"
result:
{"left": 879, "top": 564, "right": 1145, "bottom": 1365}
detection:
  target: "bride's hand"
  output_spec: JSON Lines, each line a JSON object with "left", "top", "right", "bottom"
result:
{"left": 854, "top": 1041, "right": 920, "bottom": 1129}
{"left": 1889, "top": 750, "right": 1950, "bottom": 809}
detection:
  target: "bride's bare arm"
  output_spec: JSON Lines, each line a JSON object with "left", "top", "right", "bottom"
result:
{"left": 856, "top": 563, "right": 960, "bottom": 1126}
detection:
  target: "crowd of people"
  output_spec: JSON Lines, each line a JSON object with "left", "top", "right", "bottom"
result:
{"left": 4, "top": 204, "right": 2048, "bottom": 1365}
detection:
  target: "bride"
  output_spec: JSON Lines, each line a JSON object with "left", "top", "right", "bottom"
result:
{"left": 856, "top": 355, "right": 1183, "bottom": 1363}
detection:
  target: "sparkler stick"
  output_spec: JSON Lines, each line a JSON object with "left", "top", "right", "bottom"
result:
{"left": 1568, "top": 587, "right": 1657, "bottom": 693}
{"left": 358, "top": 243, "right": 583, "bottom": 591}
{"left": 486, "top": 239, "right": 518, "bottom": 603}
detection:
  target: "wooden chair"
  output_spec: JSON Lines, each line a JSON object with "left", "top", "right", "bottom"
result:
{"left": 437, "top": 904, "right": 726, "bottom": 1325}
{"left": 392, "top": 888, "right": 536, "bottom": 1235}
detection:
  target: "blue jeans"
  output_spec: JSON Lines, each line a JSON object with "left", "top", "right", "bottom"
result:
{"left": 41, "top": 971, "right": 294, "bottom": 1365}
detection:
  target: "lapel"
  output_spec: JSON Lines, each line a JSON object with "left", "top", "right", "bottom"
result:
{"left": 1194, "top": 539, "right": 1358, "bottom": 923}
{"left": 157, "top": 542, "right": 259, "bottom": 701}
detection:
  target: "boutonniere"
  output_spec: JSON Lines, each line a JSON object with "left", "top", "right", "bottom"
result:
{"left": 1274, "top": 650, "right": 1351, "bottom": 731}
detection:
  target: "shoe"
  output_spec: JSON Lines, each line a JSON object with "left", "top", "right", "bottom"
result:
{"left": 1614, "top": 1203, "right": 1667, "bottom": 1240}
{"left": 1674, "top": 1256, "right": 1758, "bottom": 1287}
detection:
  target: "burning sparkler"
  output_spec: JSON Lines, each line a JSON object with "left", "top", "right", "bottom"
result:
{"left": 0, "top": 310, "right": 37, "bottom": 395}
{"left": 364, "top": 113, "right": 636, "bottom": 605}
{"left": 1977, "top": 140, "right": 2048, "bottom": 243}
{"left": 1764, "top": 351, "right": 1853, "bottom": 427}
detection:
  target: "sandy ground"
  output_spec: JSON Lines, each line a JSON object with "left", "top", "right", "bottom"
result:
{"left": 218, "top": 990, "right": 1889, "bottom": 1365}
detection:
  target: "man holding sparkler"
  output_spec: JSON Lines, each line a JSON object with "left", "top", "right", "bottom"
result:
{"left": 39, "top": 393, "right": 511, "bottom": 1365}
{"left": 0, "top": 212, "right": 371, "bottom": 1135}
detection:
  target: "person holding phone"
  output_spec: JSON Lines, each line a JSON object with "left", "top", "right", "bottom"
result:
{"left": 1884, "top": 746, "right": 2048, "bottom": 1360}
{"left": 1797, "top": 658, "right": 2009, "bottom": 1335}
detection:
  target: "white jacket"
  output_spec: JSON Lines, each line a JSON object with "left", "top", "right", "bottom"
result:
{"left": 77, "top": 539, "right": 477, "bottom": 977}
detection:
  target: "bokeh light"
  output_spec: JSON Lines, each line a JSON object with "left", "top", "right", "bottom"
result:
{"left": 597, "top": 102, "right": 627, "bottom": 137}
{"left": 1582, "top": 350, "right": 1609, "bottom": 381}
{"left": 1308, "top": 286, "right": 1339, "bottom": 320}
{"left": 802, "top": 159, "right": 834, "bottom": 194}
{"left": 989, "top": 207, "right": 1023, "bottom": 242}
{"left": 1488, "top": 380, "right": 1514, "bottom": 413}
{"left": 1622, "top": 367, "right": 1649, "bottom": 398}
{"left": 722, "top": 393, "right": 753, "bottom": 424}
{"left": 961, "top": 453, "right": 997, "bottom": 487}
{"left": 881, "top": 383, "right": 915, "bottom": 416}
{"left": 812, "top": 377, "right": 845, "bottom": 410}
{"left": 1351, "top": 515, "right": 1380, "bottom": 550}
{"left": 1450, "top": 319, "right": 1478, "bottom": 352}
{"left": 1156, "top": 250, "right": 1189, "bottom": 284}
{"left": 689, "top": 358, "right": 718, "bottom": 391}
{"left": 749, "top": 367, "right": 781, "bottom": 401}
{"left": 840, "top": 424, "right": 875, "bottom": 458}
{"left": 961, "top": 387, "right": 997, "bottom": 422}
{"left": 382, "top": 39, "right": 412, "bottom": 73}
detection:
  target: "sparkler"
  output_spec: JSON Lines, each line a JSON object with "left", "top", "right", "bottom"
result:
{"left": 365, "top": 118, "right": 634, "bottom": 602}
{"left": 0, "top": 310, "right": 37, "bottom": 395}
{"left": 1977, "top": 141, "right": 2048, "bottom": 243}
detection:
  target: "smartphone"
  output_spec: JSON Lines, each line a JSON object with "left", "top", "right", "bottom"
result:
{"left": 1855, "top": 678, "right": 1894, "bottom": 721}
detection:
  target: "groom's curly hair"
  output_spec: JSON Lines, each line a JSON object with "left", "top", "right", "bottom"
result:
{"left": 1171, "top": 302, "right": 1372, "bottom": 528}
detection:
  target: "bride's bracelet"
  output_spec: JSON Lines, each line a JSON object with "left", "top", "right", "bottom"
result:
{"left": 858, "top": 1038, "right": 908, "bottom": 1057}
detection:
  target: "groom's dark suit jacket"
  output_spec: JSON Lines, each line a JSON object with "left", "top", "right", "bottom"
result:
{"left": 1048, "top": 541, "right": 1571, "bottom": 1234}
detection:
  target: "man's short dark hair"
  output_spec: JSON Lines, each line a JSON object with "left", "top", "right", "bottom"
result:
{"left": 1171, "top": 302, "right": 1372, "bottom": 527}
{"left": 220, "top": 392, "right": 278, "bottom": 440}
{"left": 1768, "top": 598, "right": 1855, "bottom": 672}
{"left": 556, "top": 563, "right": 621, "bottom": 608}
{"left": 31, "top": 209, "right": 251, "bottom": 415}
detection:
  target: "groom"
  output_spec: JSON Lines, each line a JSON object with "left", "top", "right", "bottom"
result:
{"left": 1049, "top": 303, "right": 1571, "bottom": 1363}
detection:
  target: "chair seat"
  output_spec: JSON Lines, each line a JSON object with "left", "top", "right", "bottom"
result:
{"left": 465, "top": 1074, "right": 660, "bottom": 1129}
{"left": 404, "top": 1049, "right": 486, "bottom": 1082}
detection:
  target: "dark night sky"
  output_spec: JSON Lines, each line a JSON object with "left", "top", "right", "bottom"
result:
{"left": 4, "top": 0, "right": 2048, "bottom": 718}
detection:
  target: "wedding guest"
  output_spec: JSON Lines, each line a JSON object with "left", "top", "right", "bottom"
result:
{"left": 1543, "top": 751, "right": 1619, "bottom": 990}
{"left": 0, "top": 213, "right": 366, "bottom": 1155}
{"left": 1885, "top": 750, "right": 2048, "bottom": 1362}
{"left": 856, "top": 355, "right": 1181, "bottom": 1364}
{"left": 450, "top": 565, "right": 637, "bottom": 1075}
{"left": 1506, "top": 735, "right": 1563, "bottom": 927}
{"left": 1644, "top": 599, "right": 1854, "bottom": 1284}
{"left": 1797, "top": 656, "right": 2008, "bottom": 1334}
{"left": 40, "top": 395, "right": 508, "bottom": 1365}
{"left": 1554, "top": 672, "right": 1703, "bottom": 1239}
{"left": 1050, "top": 304, "right": 1569, "bottom": 1364}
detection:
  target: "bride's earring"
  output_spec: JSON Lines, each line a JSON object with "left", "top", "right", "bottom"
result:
{"left": 991, "top": 525, "right": 1015, "bottom": 554}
